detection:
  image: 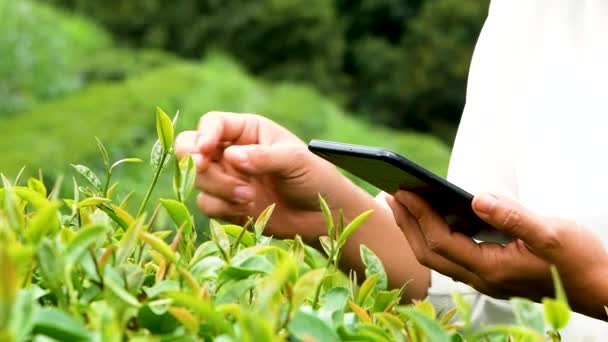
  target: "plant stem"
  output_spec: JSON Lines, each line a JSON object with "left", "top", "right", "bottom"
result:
{"left": 103, "top": 171, "right": 111, "bottom": 198}
{"left": 312, "top": 247, "right": 337, "bottom": 309}
{"left": 137, "top": 153, "right": 166, "bottom": 217}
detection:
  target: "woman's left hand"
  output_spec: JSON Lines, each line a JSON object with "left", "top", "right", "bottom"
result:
{"left": 386, "top": 191, "right": 608, "bottom": 320}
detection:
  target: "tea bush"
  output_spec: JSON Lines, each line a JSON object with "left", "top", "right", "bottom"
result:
{"left": 0, "top": 108, "right": 574, "bottom": 341}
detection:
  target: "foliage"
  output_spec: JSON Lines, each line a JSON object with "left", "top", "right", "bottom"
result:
{"left": 0, "top": 0, "right": 110, "bottom": 116}
{"left": 0, "top": 109, "right": 573, "bottom": 341}
{"left": 43, "top": 0, "right": 490, "bottom": 139}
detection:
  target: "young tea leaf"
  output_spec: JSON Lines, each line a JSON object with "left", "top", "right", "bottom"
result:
{"left": 156, "top": 107, "right": 174, "bottom": 152}
{"left": 288, "top": 309, "right": 341, "bottom": 342}
{"left": 336, "top": 210, "right": 374, "bottom": 250}
{"left": 160, "top": 199, "right": 194, "bottom": 235}
{"left": 292, "top": 269, "right": 326, "bottom": 309}
{"left": 27, "top": 178, "right": 47, "bottom": 198}
{"left": 174, "top": 154, "right": 196, "bottom": 202}
{"left": 70, "top": 164, "right": 102, "bottom": 192}
{"left": 94, "top": 136, "right": 110, "bottom": 168}
{"left": 210, "top": 220, "right": 231, "bottom": 261}
{"left": 115, "top": 217, "right": 146, "bottom": 265}
{"left": 542, "top": 298, "right": 570, "bottom": 331}
{"left": 110, "top": 158, "right": 143, "bottom": 172}
{"left": 318, "top": 194, "right": 335, "bottom": 239}
{"left": 550, "top": 265, "right": 568, "bottom": 305}
{"left": 395, "top": 306, "right": 450, "bottom": 342}
{"left": 26, "top": 202, "right": 61, "bottom": 244}
{"left": 356, "top": 273, "right": 379, "bottom": 307}
{"left": 0, "top": 251, "right": 17, "bottom": 330}
{"left": 511, "top": 297, "right": 544, "bottom": 334}
{"left": 64, "top": 224, "right": 108, "bottom": 270}
{"left": 254, "top": 204, "right": 276, "bottom": 238}
{"left": 139, "top": 231, "right": 177, "bottom": 264}
{"left": 360, "top": 245, "right": 388, "bottom": 294}
{"left": 32, "top": 307, "right": 90, "bottom": 341}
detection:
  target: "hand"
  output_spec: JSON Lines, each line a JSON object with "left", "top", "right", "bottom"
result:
{"left": 386, "top": 191, "right": 608, "bottom": 320}
{"left": 175, "top": 111, "right": 366, "bottom": 241}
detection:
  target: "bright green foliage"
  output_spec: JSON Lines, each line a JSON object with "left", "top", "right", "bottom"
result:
{"left": 0, "top": 110, "right": 577, "bottom": 341}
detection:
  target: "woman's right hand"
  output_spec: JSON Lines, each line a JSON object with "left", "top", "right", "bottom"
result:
{"left": 175, "top": 111, "right": 366, "bottom": 242}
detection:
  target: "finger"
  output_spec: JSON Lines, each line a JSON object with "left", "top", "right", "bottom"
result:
{"left": 194, "top": 163, "right": 254, "bottom": 204}
{"left": 394, "top": 191, "right": 487, "bottom": 273}
{"left": 196, "top": 192, "right": 254, "bottom": 218}
{"left": 196, "top": 112, "right": 259, "bottom": 154}
{"left": 223, "top": 143, "right": 307, "bottom": 176}
{"left": 175, "top": 131, "right": 209, "bottom": 171}
{"left": 386, "top": 196, "right": 482, "bottom": 287}
{"left": 472, "top": 193, "right": 552, "bottom": 250}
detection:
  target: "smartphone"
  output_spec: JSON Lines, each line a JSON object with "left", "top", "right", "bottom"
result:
{"left": 308, "top": 139, "right": 512, "bottom": 244}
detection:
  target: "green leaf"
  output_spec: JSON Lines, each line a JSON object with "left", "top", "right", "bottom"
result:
{"left": 156, "top": 107, "right": 175, "bottom": 151}
{"left": 336, "top": 210, "right": 374, "bottom": 250}
{"left": 223, "top": 224, "right": 255, "bottom": 248}
{"left": 472, "top": 324, "right": 545, "bottom": 341}
{"left": 110, "top": 158, "right": 143, "bottom": 172}
{"left": 115, "top": 217, "right": 145, "bottom": 265}
{"left": 318, "top": 194, "right": 335, "bottom": 239}
{"left": 77, "top": 197, "right": 111, "bottom": 208}
{"left": 143, "top": 280, "right": 180, "bottom": 299}
{"left": 70, "top": 164, "right": 102, "bottom": 191}
{"left": 174, "top": 154, "right": 196, "bottom": 202}
{"left": 137, "top": 303, "right": 179, "bottom": 334}
{"left": 357, "top": 273, "right": 379, "bottom": 307}
{"left": 254, "top": 204, "right": 275, "bottom": 238}
{"left": 550, "top": 265, "right": 568, "bottom": 305}
{"left": 451, "top": 291, "right": 472, "bottom": 327}
{"left": 220, "top": 255, "right": 274, "bottom": 282}
{"left": 27, "top": 178, "right": 47, "bottom": 198}
{"left": 0, "top": 251, "right": 17, "bottom": 330}
{"left": 542, "top": 298, "right": 571, "bottom": 331}
{"left": 26, "top": 202, "right": 61, "bottom": 244}
{"left": 395, "top": 306, "right": 450, "bottom": 342}
{"left": 104, "top": 267, "right": 141, "bottom": 308}
{"left": 373, "top": 289, "right": 401, "bottom": 312}
{"left": 64, "top": 224, "right": 108, "bottom": 269}
{"left": 210, "top": 220, "right": 231, "bottom": 261}
{"left": 160, "top": 199, "right": 194, "bottom": 235}
{"left": 360, "top": 245, "right": 388, "bottom": 294}
{"left": 511, "top": 297, "right": 544, "bottom": 333}
{"left": 8, "top": 288, "right": 39, "bottom": 342}
{"left": 288, "top": 309, "right": 340, "bottom": 342}
{"left": 318, "top": 287, "right": 349, "bottom": 328}
{"left": 32, "top": 308, "right": 90, "bottom": 341}
{"left": 292, "top": 269, "right": 326, "bottom": 308}
{"left": 95, "top": 136, "right": 110, "bottom": 168}
{"left": 2, "top": 179, "right": 24, "bottom": 231}
{"left": 139, "top": 231, "right": 177, "bottom": 264}
{"left": 319, "top": 235, "right": 333, "bottom": 258}
{"left": 36, "top": 239, "right": 64, "bottom": 299}
{"left": 165, "top": 292, "right": 231, "bottom": 335}
{"left": 255, "top": 258, "right": 296, "bottom": 311}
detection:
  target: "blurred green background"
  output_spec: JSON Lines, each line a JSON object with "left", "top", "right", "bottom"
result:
{"left": 0, "top": 0, "right": 489, "bottom": 222}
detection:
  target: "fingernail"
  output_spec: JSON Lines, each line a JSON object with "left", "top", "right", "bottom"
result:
{"left": 192, "top": 154, "right": 204, "bottom": 170}
{"left": 229, "top": 148, "right": 251, "bottom": 169}
{"left": 234, "top": 186, "right": 254, "bottom": 202}
{"left": 475, "top": 194, "right": 497, "bottom": 214}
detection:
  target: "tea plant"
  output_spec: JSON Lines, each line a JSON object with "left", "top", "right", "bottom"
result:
{"left": 0, "top": 108, "right": 572, "bottom": 341}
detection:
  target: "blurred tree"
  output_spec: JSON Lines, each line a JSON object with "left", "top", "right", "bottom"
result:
{"left": 43, "top": 0, "right": 489, "bottom": 142}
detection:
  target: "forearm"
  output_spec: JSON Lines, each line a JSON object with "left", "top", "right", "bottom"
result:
{"left": 328, "top": 182, "right": 430, "bottom": 302}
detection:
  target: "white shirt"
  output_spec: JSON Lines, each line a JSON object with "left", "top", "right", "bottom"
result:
{"left": 429, "top": 0, "right": 608, "bottom": 339}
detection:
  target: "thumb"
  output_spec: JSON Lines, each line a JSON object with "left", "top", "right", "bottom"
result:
{"left": 472, "top": 193, "right": 551, "bottom": 249}
{"left": 223, "top": 144, "right": 307, "bottom": 176}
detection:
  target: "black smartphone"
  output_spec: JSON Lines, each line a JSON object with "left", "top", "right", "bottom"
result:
{"left": 308, "top": 139, "right": 511, "bottom": 243}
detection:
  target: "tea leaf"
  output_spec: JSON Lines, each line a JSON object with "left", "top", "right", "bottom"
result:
{"left": 179, "top": 267, "right": 201, "bottom": 297}
{"left": 110, "top": 158, "right": 143, "bottom": 172}
{"left": 104, "top": 267, "right": 141, "bottom": 308}
{"left": 210, "top": 220, "right": 231, "bottom": 261}
{"left": 137, "top": 303, "right": 178, "bottom": 334}
{"left": 439, "top": 307, "right": 458, "bottom": 326}
{"left": 165, "top": 292, "right": 231, "bottom": 335}
{"left": 254, "top": 204, "right": 276, "bottom": 238}
{"left": 318, "top": 194, "right": 335, "bottom": 239}
{"left": 360, "top": 245, "right": 388, "bottom": 294}
{"left": 472, "top": 324, "right": 545, "bottom": 341}
{"left": 319, "top": 235, "right": 333, "bottom": 258}
{"left": 156, "top": 107, "right": 174, "bottom": 152}
{"left": 318, "top": 287, "right": 349, "bottom": 327}
{"left": 8, "top": 288, "right": 38, "bottom": 342}
{"left": 336, "top": 210, "right": 374, "bottom": 250}
{"left": 373, "top": 290, "right": 401, "bottom": 313}
{"left": 32, "top": 307, "right": 90, "bottom": 341}
{"left": 542, "top": 298, "right": 570, "bottom": 331}
{"left": 349, "top": 300, "right": 372, "bottom": 323}
{"left": 160, "top": 199, "right": 193, "bottom": 235}
{"left": 143, "top": 280, "right": 180, "bottom": 299}
{"left": 0, "top": 251, "right": 17, "bottom": 330}
{"left": 451, "top": 291, "right": 472, "bottom": 328}
{"left": 288, "top": 309, "right": 340, "bottom": 342}
{"left": 168, "top": 307, "right": 199, "bottom": 335}
{"left": 292, "top": 269, "right": 325, "bottom": 308}
{"left": 71, "top": 164, "right": 102, "bottom": 191}
{"left": 26, "top": 202, "right": 61, "bottom": 244}
{"left": 77, "top": 197, "right": 111, "bottom": 208}
{"left": 150, "top": 140, "right": 170, "bottom": 171}
{"left": 395, "top": 306, "right": 450, "bottom": 342}
{"left": 139, "top": 231, "right": 177, "bottom": 264}
{"left": 550, "top": 265, "right": 568, "bottom": 305}
{"left": 95, "top": 136, "right": 110, "bottom": 168}
{"left": 115, "top": 217, "right": 145, "bottom": 265}
{"left": 511, "top": 297, "right": 544, "bottom": 333}
{"left": 223, "top": 224, "right": 255, "bottom": 248}
{"left": 64, "top": 224, "right": 108, "bottom": 269}
{"left": 174, "top": 154, "right": 196, "bottom": 202}
{"left": 36, "top": 239, "right": 64, "bottom": 300}
{"left": 356, "top": 273, "right": 379, "bottom": 307}
{"left": 27, "top": 178, "right": 47, "bottom": 198}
